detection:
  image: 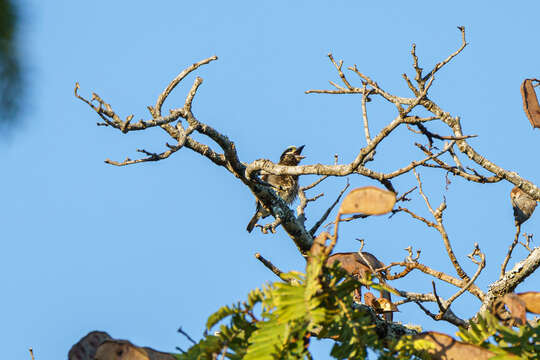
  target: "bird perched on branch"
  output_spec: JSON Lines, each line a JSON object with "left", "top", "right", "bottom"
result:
{"left": 326, "top": 251, "right": 394, "bottom": 321}
{"left": 510, "top": 186, "right": 537, "bottom": 226}
{"left": 246, "top": 145, "right": 305, "bottom": 233}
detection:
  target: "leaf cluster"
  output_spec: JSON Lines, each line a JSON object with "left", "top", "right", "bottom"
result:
{"left": 457, "top": 312, "right": 540, "bottom": 359}
{"left": 177, "top": 253, "right": 424, "bottom": 360}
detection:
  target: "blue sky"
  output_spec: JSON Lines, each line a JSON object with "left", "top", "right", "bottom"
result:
{"left": 2, "top": 1, "right": 540, "bottom": 359}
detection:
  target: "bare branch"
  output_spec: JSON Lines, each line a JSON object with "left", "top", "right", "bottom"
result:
{"left": 79, "top": 26, "right": 540, "bottom": 333}
{"left": 423, "top": 104, "right": 540, "bottom": 200}
{"left": 500, "top": 225, "right": 521, "bottom": 278}
{"left": 305, "top": 88, "right": 365, "bottom": 95}
{"left": 404, "top": 245, "right": 421, "bottom": 263}
{"left": 302, "top": 175, "right": 329, "bottom": 191}
{"left": 402, "top": 72, "right": 419, "bottom": 96}
{"left": 431, "top": 281, "right": 446, "bottom": 315}
{"left": 416, "top": 143, "right": 502, "bottom": 183}
{"left": 296, "top": 176, "right": 330, "bottom": 227}
{"left": 177, "top": 327, "right": 197, "bottom": 345}
{"left": 411, "top": 171, "right": 471, "bottom": 283}
{"left": 382, "top": 258, "right": 484, "bottom": 300}
{"left": 414, "top": 301, "right": 467, "bottom": 328}
{"left": 380, "top": 281, "right": 468, "bottom": 327}
{"left": 478, "top": 247, "right": 540, "bottom": 316}
{"left": 76, "top": 84, "right": 187, "bottom": 133}
{"left": 328, "top": 53, "right": 354, "bottom": 90}
{"left": 409, "top": 122, "right": 477, "bottom": 147}
{"left": 429, "top": 244, "right": 485, "bottom": 321}
{"left": 396, "top": 206, "right": 437, "bottom": 228}
{"left": 397, "top": 186, "right": 417, "bottom": 202}
{"left": 384, "top": 141, "right": 455, "bottom": 179}
{"left": 421, "top": 26, "right": 467, "bottom": 83}
{"left": 254, "top": 252, "right": 290, "bottom": 283}
{"left": 309, "top": 181, "right": 349, "bottom": 236}
{"left": 361, "top": 83, "right": 372, "bottom": 144}
{"left": 519, "top": 233, "right": 534, "bottom": 252}
{"left": 154, "top": 56, "right": 218, "bottom": 117}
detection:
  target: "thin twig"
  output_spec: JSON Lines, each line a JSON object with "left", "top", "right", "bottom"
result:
{"left": 219, "top": 345, "right": 229, "bottom": 360}
{"left": 416, "top": 143, "right": 501, "bottom": 183}
{"left": 361, "top": 82, "right": 372, "bottom": 144}
{"left": 421, "top": 26, "right": 467, "bottom": 83}
{"left": 404, "top": 245, "right": 421, "bottom": 263}
{"left": 501, "top": 225, "right": 521, "bottom": 277}
{"left": 328, "top": 53, "right": 354, "bottom": 90}
{"left": 309, "top": 180, "right": 349, "bottom": 236}
{"left": 177, "top": 327, "right": 197, "bottom": 345}
{"left": 431, "top": 281, "right": 447, "bottom": 315}
{"left": 445, "top": 243, "right": 484, "bottom": 307}
{"left": 302, "top": 175, "right": 329, "bottom": 191}
{"left": 396, "top": 206, "right": 437, "bottom": 228}
{"left": 412, "top": 170, "right": 470, "bottom": 282}
{"left": 397, "top": 186, "right": 417, "bottom": 202}
{"left": 254, "top": 252, "right": 291, "bottom": 283}
{"left": 154, "top": 56, "right": 218, "bottom": 117}
{"left": 519, "top": 233, "right": 533, "bottom": 252}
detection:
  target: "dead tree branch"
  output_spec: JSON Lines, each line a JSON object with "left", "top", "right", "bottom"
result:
{"left": 78, "top": 26, "right": 540, "bottom": 331}
{"left": 500, "top": 225, "right": 522, "bottom": 277}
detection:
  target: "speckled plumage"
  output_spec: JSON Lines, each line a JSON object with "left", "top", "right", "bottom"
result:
{"left": 510, "top": 186, "right": 537, "bottom": 226}
{"left": 246, "top": 145, "right": 305, "bottom": 233}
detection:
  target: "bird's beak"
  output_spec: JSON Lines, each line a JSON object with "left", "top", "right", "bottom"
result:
{"left": 294, "top": 145, "right": 305, "bottom": 160}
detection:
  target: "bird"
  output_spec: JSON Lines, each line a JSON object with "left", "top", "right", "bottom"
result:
{"left": 246, "top": 145, "right": 305, "bottom": 233}
{"left": 364, "top": 292, "right": 399, "bottom": 315}
{"left": 510, "top": 186, "right": 537, "bottom": 226}
{"left": 326, "top": 251, "right": 394, "bottom": 321}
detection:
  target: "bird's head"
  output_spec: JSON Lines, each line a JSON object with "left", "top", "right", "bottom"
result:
{"left": 279, "top": 145, "right": 305, "bottom": 166}
{"left": 510, "top": 186, "right": 522, "bottom": 201}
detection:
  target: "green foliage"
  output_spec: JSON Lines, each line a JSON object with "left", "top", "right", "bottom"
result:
{"left": 457, "top": 312, "right": 540, "bottom": 359}
{"left": 391, "top": 337, "right": 433, "bottom": 360}
{"left": 178, "top": 252, "right": 398, "bottom": 359}
{"left": 177, "top": 252, "right": 539, "bottom": 359}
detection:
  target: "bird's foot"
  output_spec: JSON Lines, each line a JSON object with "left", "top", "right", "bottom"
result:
{"left": 256, "top": 218, "right": 282, "bottom": 234}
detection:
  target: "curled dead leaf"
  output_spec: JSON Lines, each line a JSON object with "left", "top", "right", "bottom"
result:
{"left": 94, "top": 340, "right": 176, "bottom": 360}
{"left": 413, "top": 332, "right": 495, "bottom": 360}
{"left": 502, "top": 293, "right": 526, "bottom": 325}
{"left": 520, "top": 78, "right": 540, "bottom": 129}
{"left": 339, "top": 186, "right": 396, "bottom": 215}
{"left": 517, "top": 291, "right": 540, "bottom": 314}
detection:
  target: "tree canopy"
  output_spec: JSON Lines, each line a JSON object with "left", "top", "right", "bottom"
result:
{"left": 77, "top": 27, "right": 540, "bottom": 359}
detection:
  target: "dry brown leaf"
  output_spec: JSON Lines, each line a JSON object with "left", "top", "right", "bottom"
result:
{"left": 95, "top": 341, "right": 150, "bottom": 360}
{"left": 520, "top": 79, "right": 540, "bottom": 129}
{"left": 413, "top": 332, "right": 495, "bottom": 360}
{"left": 502, "top": 293, "right": 527, "bottom": 325}
{"left": 517, "top": 291, "right": 540, "bottom": 314}
{"left": 327, "top": 252, "right": 393, "bottom": 321}
{"left": 91, "top": 339, "right": 175, "bottom": 360}
{"left": 339, "top": 186, "right": 396, "bottom": 215}
{"left": 326, "top": 252, "right": 385, "bottom": 277}
{"left": 68, "top": 331, "right": 112, "bottom": 360}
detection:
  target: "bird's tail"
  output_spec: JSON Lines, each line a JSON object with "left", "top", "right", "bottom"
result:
{"left": 246, "top": 213, "right": 259, "bottom": 233}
